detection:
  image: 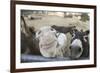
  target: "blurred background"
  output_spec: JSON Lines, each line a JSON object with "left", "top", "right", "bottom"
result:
{"left": 21, "top": 10, "right": 89, "bottom": 31}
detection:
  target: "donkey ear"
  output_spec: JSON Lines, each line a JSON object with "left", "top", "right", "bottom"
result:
{"left": 84, "top": 30, "right": 89, "bottom": 35}
{"left": 51, "top": 25, "right": 56, "bottom": 28}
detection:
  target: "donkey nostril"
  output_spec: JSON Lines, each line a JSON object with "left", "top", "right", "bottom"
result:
{"left": 69, "top": 46, "right": 72, "bottom": 49}
{"left": 78, "top": 47, "right": 81, "bottom": 52}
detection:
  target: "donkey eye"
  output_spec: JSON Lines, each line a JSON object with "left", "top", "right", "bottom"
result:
{"left": 51, "top": 28, "right": 54, "bottom": 31}
{"left": 38, "top": 30, "right": 41, "bottom": 34}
